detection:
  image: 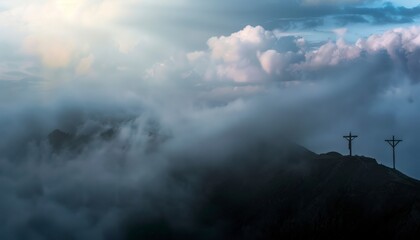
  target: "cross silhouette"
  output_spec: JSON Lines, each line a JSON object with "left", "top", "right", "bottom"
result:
{"left": 385, "top": 136, "right": 402, "bottom": 170}
{"left": 343, "top": 132, "right": 358, "bottom": 156}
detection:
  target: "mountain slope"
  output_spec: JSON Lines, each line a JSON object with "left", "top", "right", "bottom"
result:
{"left": 125, "top": 147, "right": 420, "bottom": 239}
{"left": 47, "top": 132, "right": 420, "bottom": 239}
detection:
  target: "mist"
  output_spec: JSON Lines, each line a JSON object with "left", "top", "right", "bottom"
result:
{"left": 1, "top": 47, "right": 419, "bottom": 238}
{"left": 2, "top": 1, "right": 420, "bottom": 239}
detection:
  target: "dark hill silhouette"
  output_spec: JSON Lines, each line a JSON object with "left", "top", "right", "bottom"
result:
{"left": 125, "top": 144, "right": 420, "bottom": 239}
{"left": 47, "top": 130, "right": 420, "bottom": 239}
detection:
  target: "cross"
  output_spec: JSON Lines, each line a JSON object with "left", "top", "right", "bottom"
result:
{"left": 385, "top": 136, "right": 402, "bottom": 170}
{"left": 343, "top": 132, "right": 358, "bottom": 156}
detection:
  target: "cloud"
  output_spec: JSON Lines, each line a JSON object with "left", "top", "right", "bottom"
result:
{"left": 178, "top": 26, "right": 305, "bottom": 83}
{"left": 266, "top": 2, "right": 420, "bottom": 30}
{"left": 2, "top": 1, "right": 420, "bottom": 238}
{"left": 334, "top": 14, "right": 370, "bottom": 26}
{"left": 0, "top": 0, "right": 144, "bottom": 75}
{"left": 1, "top": 0, "right": 419, "bottom": 85}
{"left": 205, "top": 25, "right": 277, "bottom": 82}
{"left": 145, "top": 25, "right": 420, "bottom": 179}
{"left": 179, "top": 25, "right": 420, "bottom": 84}
{"left": 301, "top": 0, "right": 375, "bottom": 6}
{"left": 342, "top": 3, "right": 420, "bottom": 24}
{"left": 76, "top": 54, "right": 95, "bottom": 75}
{"left": 23, "top": 35, "right": 76, "bottom": 68}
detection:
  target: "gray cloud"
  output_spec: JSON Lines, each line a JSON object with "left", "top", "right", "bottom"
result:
{"left": 2, "top": 23, "right": 420, "bottom": 238}
{"left": 121, "top": 1, "right": 420, "bottom": 50}
{"left": 235, "top": 2, "right": 420, "bottom": 31}
{"left": 334, "top": 15, "right": 370, "bottom": 26}
{"left": 341, "top": 3, "right": 420, "bottom": 24}
{"left": 1, "top": 1, "right": 420, "bottom": 238}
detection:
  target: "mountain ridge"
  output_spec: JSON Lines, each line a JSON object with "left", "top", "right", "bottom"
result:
{"left": 46, "top": 129, "right": 420, "bottom": 239}
{"left": 128, "top": 144, "right": 420, "bottom": 239}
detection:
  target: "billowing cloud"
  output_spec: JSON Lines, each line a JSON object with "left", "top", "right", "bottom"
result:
{"left": 180, "top": 25, "right": 420, "bottom": 84}
{"left": 145, "top": 24, "right": 420, "bottom": 178}
{"left": 3, "top": 23, "right": 420, "bottom": 237}
{"left": 1, "top": 1, "right": 420, "bottom": 239}
{"left": 205, "top": 25, "right": 278, "bottom": 82}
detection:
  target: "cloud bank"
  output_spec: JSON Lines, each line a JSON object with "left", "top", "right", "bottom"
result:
{"left": 1, "top": 0, "right": 420, "bottom": 239}
{"left": 1, "top": 22, "right": 420, "bottom": 238}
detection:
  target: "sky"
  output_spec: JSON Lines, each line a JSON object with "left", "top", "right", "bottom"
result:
{"left": 1, "top": 0, "right": 420, "bottom": 238}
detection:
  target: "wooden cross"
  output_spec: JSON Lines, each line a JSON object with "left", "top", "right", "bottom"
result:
{"left": 385, "top": 136, "right": 402, "bottom": 170}
{"left": 343, "top": 132, "right": 358, "bottom": 156}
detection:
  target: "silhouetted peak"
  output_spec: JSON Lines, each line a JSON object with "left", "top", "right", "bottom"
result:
{"left": 320, "top": 151, "right": 343, "bottom": 158}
